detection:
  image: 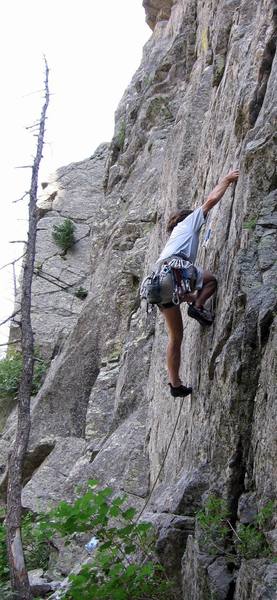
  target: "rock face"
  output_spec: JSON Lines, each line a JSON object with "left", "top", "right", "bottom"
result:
{"left": 1, "top": 0, "right": 277, "bottom": 598}
{"left": 143, "top": 0, "right": 175, "bottom": 30}
{"left": 9, "top": 145, "right": 108, "bottom": 360}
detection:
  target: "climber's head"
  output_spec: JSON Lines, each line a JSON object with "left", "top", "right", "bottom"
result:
{"left": 166, "top": 208, "right": 193, "bottom": 233}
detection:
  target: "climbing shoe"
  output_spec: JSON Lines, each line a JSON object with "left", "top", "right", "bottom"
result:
{"left": 187, "top": 304, "right": 214, "bottom": 326}
{"left": 169, "top": 383, "right": 192, "bottom": 397}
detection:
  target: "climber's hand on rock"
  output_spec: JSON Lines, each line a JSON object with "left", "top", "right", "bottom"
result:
{"left": 225, "top": 169, "right": 239, "bottom": 184}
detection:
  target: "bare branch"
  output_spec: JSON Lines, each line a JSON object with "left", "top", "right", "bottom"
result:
{"left": 226, "top": 519, "right": 242, "bottom": 542}
{"left": 0, "top": 310, "right": 21, "bottom": 328}
{"left": 13, "top": 191, "right": 30, "bottom": 204}
{"left": 9, "top": 240, "right": 26, "bottom": 244}
{"left": 25, "top": 116, "right": 48, "bottom": 129}
{"left": 35, "top": 267, "right": 79, "bottom": 290}
{"left": 0, "top": 339, "right": 21, "bottom": 348}
{"left": 0, "top": 254, "right": 25, "bottom": 271}
{"left": 22, "top": 88, "right": 44, "bottom": 98}
{"left": 25, "top": 120, "right": 41, "bottom": 130}
{"left": 35, "top": 271, "right": 70, "bottom": 291}
{"left": 14, "top": 165, "right": 32, "bottom": 169}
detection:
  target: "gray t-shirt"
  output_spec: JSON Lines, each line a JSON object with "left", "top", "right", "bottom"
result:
{"left": 158, "top": 207, "right": 206, "bottom": 263}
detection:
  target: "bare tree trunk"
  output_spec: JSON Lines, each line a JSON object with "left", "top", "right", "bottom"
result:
{"left": 6, "top": 58, "right": 50, "bottom": 600}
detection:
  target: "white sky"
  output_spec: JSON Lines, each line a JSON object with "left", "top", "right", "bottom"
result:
{"left": 0, "top": 0, "right": 150, "bottom": 350}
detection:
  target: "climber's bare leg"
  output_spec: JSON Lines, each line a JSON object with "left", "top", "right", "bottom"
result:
{"left": 194, "top": 271, "right": 217, "bottom": 309}
{"left": 160, "top": 305, "right": 183, "bottom": 387}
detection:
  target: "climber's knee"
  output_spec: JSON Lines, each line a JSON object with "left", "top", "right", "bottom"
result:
{"left": 211, "top": 274, "right": 217, "bottom": 291}
{"left": 202, "top": 271, "right": 217, "bottom": 290}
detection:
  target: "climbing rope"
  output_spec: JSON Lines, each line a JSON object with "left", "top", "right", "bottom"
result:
{"left": 136, "top": 396, "right": 186, "bottom": 522}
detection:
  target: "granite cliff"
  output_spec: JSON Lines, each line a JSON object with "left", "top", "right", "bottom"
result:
{"left": 1, "top": 0, "right": 277, "bottom": 598}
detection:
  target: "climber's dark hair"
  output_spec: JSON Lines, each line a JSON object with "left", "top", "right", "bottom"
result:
{"left": 166, "top": 208, "right": 193, "bottom": 233}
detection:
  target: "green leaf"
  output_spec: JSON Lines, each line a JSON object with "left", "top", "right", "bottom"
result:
{"left": 87, "top": 479, "right": 98, "bottom": 489}
{"left": 112, "top": 496, "right": 126, "bottom": 507}
{"left": 136, "top": 522, "right": 152, "bottom": 533}
{"left": 117, "top": 524, "right": 135, "bottom": 537}
{"left": 124, "top": 543, "right": 137, "bottom": 554}
{"left": 122, "top": 507, "right": 136, "bottom": 520}
{"left": 255, "top": 500, "right": 275, "bottom": 529}
{"left": 140, "top": 562, "right": 155, "bottom": 576}
{"left": 99, "top": 540, "right": 113, "bottom": 550}
{"left": 100, "top": 487, "right": 113, "bottom": 498}
{"left": 109, "top": 506, "right": 121, "bottom": 517}
{"left": 111, "top": 588, "right": 128, "bottom": 600}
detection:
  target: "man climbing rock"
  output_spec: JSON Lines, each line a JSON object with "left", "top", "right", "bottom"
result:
{"left": 157, "top": 169, "right": 239, "bottom": 398}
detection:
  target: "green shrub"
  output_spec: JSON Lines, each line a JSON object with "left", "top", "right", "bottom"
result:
{"left": 0, "top": 483, "right": 174, "bottom": 598}
{"left": 197, "top": 495, "right": 230, "bottom": 554}
{"left": 0, "top": 351, "right": 48, "bottom": 399}
{"left": 21, "top": 512, "right": 50, "bottom": 571}
{"left": 243, "top": 217, "right": 257, "bottom": 230}
{"left": 147, "top": 97, "right": 172, "bottom": 124}
{"left": 0, "top": 513, "right": 50, "bottom": 588}
{"left": 67, "top": 559, "right": 167, "bottom": 600}
{"left": 32, "top": 356, "right": 49, "bottom": 395}
{"left": 235, "top": 501, "right": 275, "bottom": 560}
{"left": 235, "top": 524, "right": 270, "bottom": 560}
{"left": 117, "top": 121, "right": 126, "bottom": 151}
{"left": 0, "top": 522, "right": 9, "bottom": 581}
{"left": 33, "top": 480, "right": 173, "bottom": 600}
{"left": 75, "top": 287, "right": 88, "bottom": 300}
{"left": 0, "top": 581, "right": 14, "bottom": 600}
{"left": 197, "top": 496, "right": 275, "bottom": 561}
{"left": 52, "top": 219, "right": 75, "bottom": 252}
{"left": 255, "top": 500, "right": 275, "bottom": 528}
{"left": 0, "top": 352, "right": 22, "bottom": 398}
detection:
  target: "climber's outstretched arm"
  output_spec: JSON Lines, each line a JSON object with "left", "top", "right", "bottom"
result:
{"left": 202, "top": 170, "right": 239, "bottom": 216}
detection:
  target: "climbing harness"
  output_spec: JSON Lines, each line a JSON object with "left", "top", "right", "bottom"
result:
{"left": 140, "top": 253, "right": 197, "bottom": 310}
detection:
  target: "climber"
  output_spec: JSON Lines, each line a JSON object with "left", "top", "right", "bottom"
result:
{"left": 158, "top": 169, "right": 239, "bottom": 398}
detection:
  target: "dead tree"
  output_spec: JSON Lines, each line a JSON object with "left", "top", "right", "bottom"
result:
{"left": 6, "top": 58, "right": 50, "bottom": 600}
